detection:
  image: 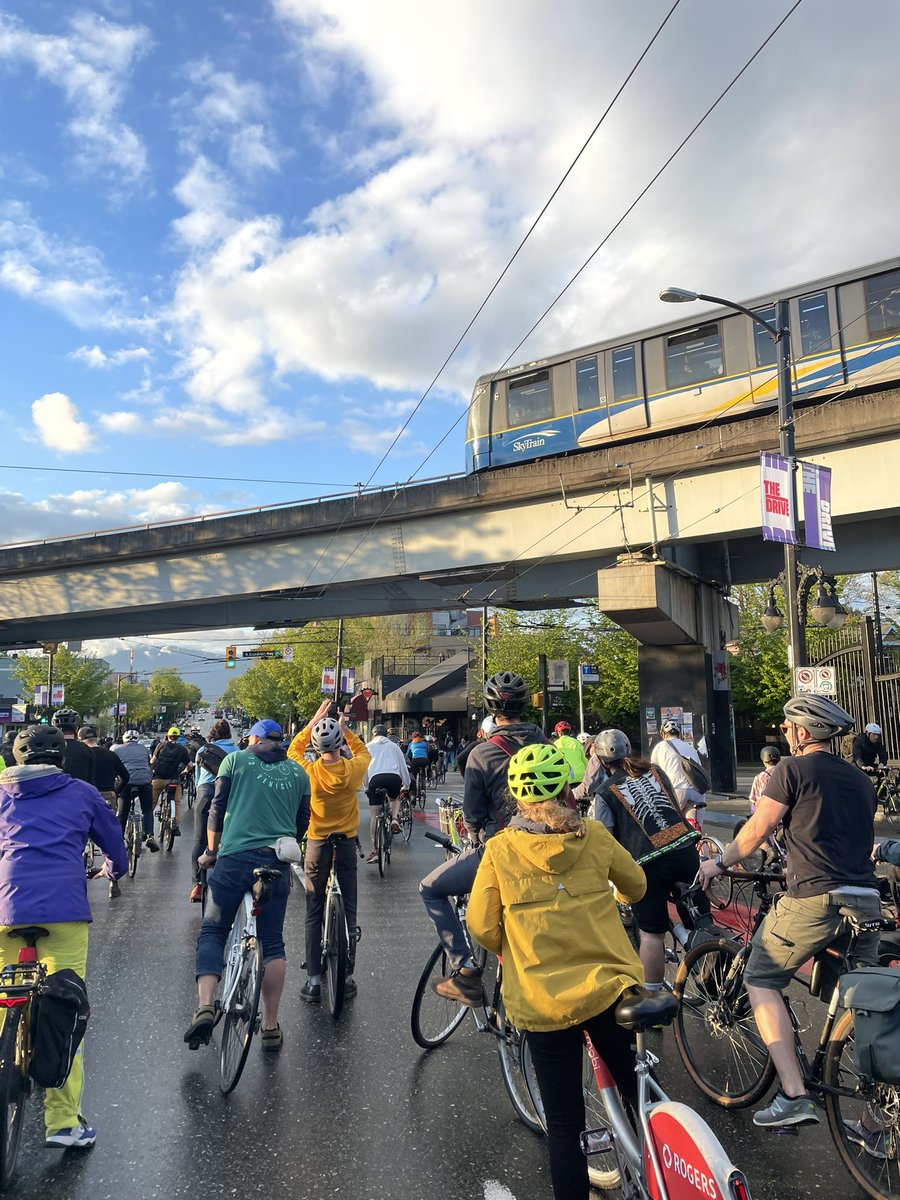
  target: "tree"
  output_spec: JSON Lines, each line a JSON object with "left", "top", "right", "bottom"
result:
{"left": 12, "top": 647, "right": 112, "bottom": 720}
{"left": 149, "top": 667, "right": 202, "bottom": 726}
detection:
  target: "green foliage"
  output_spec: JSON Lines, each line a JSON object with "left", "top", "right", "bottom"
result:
{"left": 12, "top": 647, "right": 112, "bottom": 720}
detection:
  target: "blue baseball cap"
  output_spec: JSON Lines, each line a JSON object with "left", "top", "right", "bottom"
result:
{"left": 248, "top": 719, "right": 283, "bottom": 740}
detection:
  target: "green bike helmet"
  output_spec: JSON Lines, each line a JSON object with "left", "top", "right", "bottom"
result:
{"left": 507, "top": 743, "right": 570, "bottom": 803}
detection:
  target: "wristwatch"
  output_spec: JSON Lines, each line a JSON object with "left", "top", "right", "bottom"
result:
{"left": 713, "top": 852, "right": 724, "bottom": 868}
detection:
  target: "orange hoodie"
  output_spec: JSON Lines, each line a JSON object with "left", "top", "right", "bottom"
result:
{"left": 287, "top": 726, "right": 370, "bottom": 839}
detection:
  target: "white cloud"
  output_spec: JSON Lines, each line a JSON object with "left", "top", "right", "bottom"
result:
{"left": 175, "top": 59, "right": 281, "bottom": 178}
{"left": 71, "top": 344, "right": 150, "bottom": 369}
{"left": 0, "top": 11, "right": 150, "bottom": 185}
{"left": 31, "top": 392, "right": 95, "bottom": 453}
{"left": 97, "top": 410, "right": 142, "bottom": 434}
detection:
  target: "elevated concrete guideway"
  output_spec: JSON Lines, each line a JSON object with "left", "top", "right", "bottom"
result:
{"left": 0, "top": 390, "right": 898, "bottom": 647}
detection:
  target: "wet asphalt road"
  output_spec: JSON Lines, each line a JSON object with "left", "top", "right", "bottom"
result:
{"left": 9, "top": 776, "right": 881, "bottom": 1200}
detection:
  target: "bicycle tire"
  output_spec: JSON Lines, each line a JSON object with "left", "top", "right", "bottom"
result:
{"left": 324, "top": 891, "right": 348, "bottom": 1019}
{"left": 399, "top": 797, "right": 413, "bottom": 843}
{"left": 824, "top": 1007, "right": 900, "bottom": 1200}
{"left": 884, "top": 785, "right": 900, "bottom": 833}
{"left": 219, "top": 930, "right": 263, "bottom": 1095}
{"left": 697, "top": 835, "right": 733, "bottom": 909}
{"left": 126, "top": 816, "right": 141, "bottom": 879}
{"left": 376, "top": 817, "right": 386, "bottom": 879}
{"left": 410, "top": 942, "right": 470, "bottom": 1048}
{"left": 497, "top": 1001, "right": 543, "bottom": 1134}
{"left": 0, "top": 1007, "right": 27, "bottom": 1190}
{"left": 673, "top": 937, "right": 776, "bottom": 1107}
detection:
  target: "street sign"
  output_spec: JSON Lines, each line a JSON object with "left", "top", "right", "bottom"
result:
{"left": 548, "top": 659, "right": 570, "bottom": 691}
{"left": 282, "top": 645, "right": 295, "bottom": 663}
{"left": 34, "top": 685, "right": 48, "bottom": 705}
{"left": 241, "top": 649, "right": 283, "bottom": 660}
{"left": 580, "top": 664, "right": 600, "bottom": 684}
{"left": 794, "top": 665, "right": 836, "bottom": 695}
{"left": 118, "top": 702, "right": 128, "bottom": 715}
{"left": 50, "top": 684, "right": 65, "bottom": 706}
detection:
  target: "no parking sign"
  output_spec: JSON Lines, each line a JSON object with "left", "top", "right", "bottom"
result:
{"left": 794, "top": 666, "right": 836, "bottom": 695}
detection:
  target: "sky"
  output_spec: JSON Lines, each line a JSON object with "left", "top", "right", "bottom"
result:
{"left": 2, "top": 0, "right": 899, "bottom": 696}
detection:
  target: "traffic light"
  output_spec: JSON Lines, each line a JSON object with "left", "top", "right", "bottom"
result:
{"left": 225, "top": 645, "right": 237, "bottom": 669}
{"left": 487, "top": 614, "right": 500, "bottom": 638}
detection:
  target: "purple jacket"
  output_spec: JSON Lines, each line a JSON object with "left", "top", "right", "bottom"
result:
{"left": 0, "top": 765, "right": 128, "bottom": 925}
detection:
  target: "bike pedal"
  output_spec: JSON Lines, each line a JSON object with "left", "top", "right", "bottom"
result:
{"left": 770, "top": 1126, "right": 800, "bottom": 1137}
{"left": 580, "top": 1128, "right": 613, "bottom": 1157}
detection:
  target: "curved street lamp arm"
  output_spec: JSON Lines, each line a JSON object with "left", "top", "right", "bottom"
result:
{"left": 695, "top": 293, "right": 781, "bottom": 341}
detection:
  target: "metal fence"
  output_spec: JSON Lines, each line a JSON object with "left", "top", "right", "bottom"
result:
{"left": 813, "top": 617, "right": 900, "bottom": 764}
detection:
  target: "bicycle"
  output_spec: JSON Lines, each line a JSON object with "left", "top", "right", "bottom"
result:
{"left": 522, "top": 989, "right": 753, "bottom": 1198}
{"left": 673, "top": 867, "right": 899, "bottom": 1200}
{"left": 410, "top": 763, "right": 428, "bottom": 807}
{"left": 210, "top": 866, "right": 282, "bottom": 1094}
{"left": 434, "top": 757, "right": 447, "bottom": 786}
{"left": 315, "top": 833, "right": 364, "bottom": 1019}
{"left": 873, "top": 768, "right": 900, "bottom": 831}
{"left": 156, "top": 781, "right": 177, "bottom": 852}
{"left": 398, "top": 791, "right": 413, "bottom": 843}
{"left": 695, "top": 830, "right": 733, "bottom": 910}
{"left": 122, "top": 790, "right": 144, "bottom": 879}
{"left": 410, "top": 829, "right": 540, "bottom": 1134}
{"left": 435, "top": 795, "right": 466, "bottom": 849}
{"left": 0, "top": 926, "right": 49, "bottom": 1188}
{"left": 183, "top": 770, "right": 197, "bottom": 812}
{"left": 373, "top": 789, "right": 393, "bottom": 878}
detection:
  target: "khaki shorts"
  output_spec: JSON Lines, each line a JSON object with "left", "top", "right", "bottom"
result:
{"left": 744, "top": 891, "right": 882, "bottom": 991}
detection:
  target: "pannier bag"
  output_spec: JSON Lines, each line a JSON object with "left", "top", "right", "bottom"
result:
{"left": 839, "top": 967, "right": 900, "bottom": 1085}
{"left": 29, "top": 968, "right": 90, "bottom": 1089}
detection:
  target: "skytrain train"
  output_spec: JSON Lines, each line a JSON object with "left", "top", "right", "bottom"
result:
{"left": 464, "top": 256, "right": 900, "bottom": 473}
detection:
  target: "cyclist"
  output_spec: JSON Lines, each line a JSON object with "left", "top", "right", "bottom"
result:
{"left": 150, "top": 726, "right": 191, "bottom": 839}
{"left": 420, "top": 671, "right": 546, "bottom": 1006}
{"left": 699, "top": 695, "right": 882, "bottom": 1134}
{"left": 405, "top": 731, "right": 429, "bottom": 796}
{"left": 552, "top": 720, "right": 587, "bottom": 784}
{"left": 363, "top": 724, "right": 409, "bottom": 864}
{"left": 749, "top": 745, "right": 781, "bottom": 811}
{"left": 594, "top": 729, "right": 708, "bottom": 991}
{"left": 186, "top": 719, "right": 309, "bottom": 1052}
{"left": 455, "top": 716, "right": 492, "bottom": 776}
{"left": 52, "top": 709, "right": 95, "bottom": 786}
{"left": 467, "top": 742, "right": 645, "bottom": 1200}
{"left": 77, "top": 727, "right": 128, "bottom": 810}
{"left": 111, "top": 729, "right": 159, "bottom": 854}
{"left": 0, "top": 725, "right": 127, "bottom": 1149}
{"left": 288, "top": 700, "right": 371, "bottom": 1003}
{"left": 650, "top": 719, "right": 706, "bottom": 826}
{"left": 189, "top": 719, "right": 238, "bottom": 902}
{"left": 852, "top": 722, "right": 888, "bottom": 773}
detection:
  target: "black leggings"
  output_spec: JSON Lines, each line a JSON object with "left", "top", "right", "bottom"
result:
{"left": 526, "top": 1004, "right": 637, "bottom": 1200}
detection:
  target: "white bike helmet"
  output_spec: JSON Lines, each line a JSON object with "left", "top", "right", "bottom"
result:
{"left": 311, "top": 717, "right": 344, "bottom": 753}
{"left": 123, "top": 729, "right": 140, "bottom": 742}
{"left": 577, "top": 732, "right": 592, "bottom": 745}
{"left": 865, "top": 723, "right": 882, "bottom": 735}
{"left": 480, "top": 715, "right": 496, "bottom": 736}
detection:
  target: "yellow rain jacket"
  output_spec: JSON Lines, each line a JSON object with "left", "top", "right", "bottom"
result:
{"left": 467, "top": 818, "right": 645, "bottom": 1031}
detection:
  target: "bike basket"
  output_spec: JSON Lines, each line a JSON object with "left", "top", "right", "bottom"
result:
{"left": 839, "top": 967, "right": 900, "bottom": 1085}
{"left": 438, "top": 803, "right": 464, "bottom": 840}
{"left": 29, "top": 968, "right": 90, "bottom": 1089}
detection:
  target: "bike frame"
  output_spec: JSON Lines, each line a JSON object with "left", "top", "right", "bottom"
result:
{"left": 221, "top": 892, "right": 257, "bottom": 1014}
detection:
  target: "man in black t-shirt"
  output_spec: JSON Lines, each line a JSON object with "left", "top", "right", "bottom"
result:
{"left": 150, "top": 727, "right": 191, "bottom": 837}
{"left": 700, "top": 695, "right": 882, "bottom": 1137}
{"left": 52, "top": 708, "right": 95, "bottom": 786}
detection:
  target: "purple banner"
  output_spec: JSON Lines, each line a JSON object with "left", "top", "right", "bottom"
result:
{"left": 801, "top": 461, "right": 835, "bottom": 552}
{"left": 760, "top": 452, "right": 797, "bottom": 544}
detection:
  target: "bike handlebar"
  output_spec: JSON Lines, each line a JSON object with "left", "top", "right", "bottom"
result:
{"left": 424, "top": 828, "right": 457, "bottom": 854}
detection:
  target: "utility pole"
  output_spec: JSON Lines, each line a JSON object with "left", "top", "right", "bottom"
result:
{"left": 42, "top": 642, "right": 59, "bottom": 713}
{"left": 537, "top": 654, "right": 550, "bottom": 735}
{"left": 334, "top": 619, "right": 344, "bottom": 710}
{"left": 775, "top": 297, "right": 805, "bottom": 673}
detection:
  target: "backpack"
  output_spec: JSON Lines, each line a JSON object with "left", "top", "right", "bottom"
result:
{"left": 839, "top": 967, "right": 900, "bottom": 1085}
{"left": 153, "top": 741, "right": 183, "bottom": 778}
{"left": 197, "top": 742, "right": 227, "bottom": 777}
{"left": 678, "top": 752, "right": 710, "bottom": 795}
{"left": 29, "top": 968, "right": 90, "bottom": 1089}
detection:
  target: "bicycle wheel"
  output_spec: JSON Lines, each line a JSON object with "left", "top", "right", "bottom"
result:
{"left": 375, "top": 817, "right": 386, "bottom": 879}
{"left": 0, "top": 1008, "right": 27, "bottom": 1190}
{"left": 186, "top": 777, "right": 195, "bottom": 810}
{"left": 697, "top": 835, "right": 733, "bottom": 909}
{"left": 884, "top": 785, "right": 900, "bottom": 833}
{"left": 824, "top": 1008, "right": 900, "bottom": 1200}
{"left": 219, "top": 931, "right": 263, "bottom": 1095}
{"left": 399, "top": 797, "right": 413, "bottom": 843}
{"left": 497, "top": 999, "right": 543, "bottom": 1134}
{"left": 410, "top": 942, "right": 470, "bottom": 1048}
{"left": 324, "top": 891, "right": 348, "bottom": 1019}
{"left": 126, "top": 815, "right": 141, "bottom": 879}
{"left": 674, "top": 937, "right": 776, "bottom": 1107}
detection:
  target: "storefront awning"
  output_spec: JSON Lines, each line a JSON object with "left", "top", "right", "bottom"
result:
{"left": 382, "top": 651, "right": 469, "bottom": 715}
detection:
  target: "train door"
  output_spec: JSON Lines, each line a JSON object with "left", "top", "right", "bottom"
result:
{"left": 791, "top": 288, "right": 844, "bottom": 396}
{"left": 605, "top": 343, "right": 648, "bottom": 437}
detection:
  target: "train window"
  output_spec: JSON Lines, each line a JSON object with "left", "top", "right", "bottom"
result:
{"left": 665, "top": 323, "right": 723, "bottom": 388}
{"left": 612, "top": 345, "right": 638, "bottom": 400}
{"left": 507, "top": 370, "right": 552, "bottom": 427}
{"left": 865, "top": 268, "right": 900, "bottom": 338}
{"left": 753, "top": 305, "right": 777, "bottom": 367}
{"left": 799, "top": 291, "right": 831, "bottom": 355}
{"left": 575, "top": 356, "right": 601, "bottom": 410}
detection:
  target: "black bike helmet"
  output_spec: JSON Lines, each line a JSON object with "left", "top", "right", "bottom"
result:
{"left": 77, "top": 725, "right": 97, "bottom": 741}
{"left": 51, "top": 708, "right": 80, "bottom": 732}
{"left": 760, "top": 745, "right": 781, "bottom": 766}
{"left": 484, "top": 671, "right": 528, "bottom": 716}
{"left": 782, "top": 695, "right": 854, "bottom": 741}
{"left": 13, "top": 725, "right": 66, "bottom": 766}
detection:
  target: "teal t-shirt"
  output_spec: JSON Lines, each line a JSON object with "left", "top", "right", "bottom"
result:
{"left": 217, "top": 750, "right": 310, "bottom": 858}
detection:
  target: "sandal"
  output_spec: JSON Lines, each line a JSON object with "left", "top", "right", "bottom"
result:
{"left": 365, "top": 850, "right": 378, "bottom": 863}
{"left": 261, "top": 1024, "right": 283, "bottom": 1052}
{"left": 184, "top": 1004, "right": 216, "bottom": 1049}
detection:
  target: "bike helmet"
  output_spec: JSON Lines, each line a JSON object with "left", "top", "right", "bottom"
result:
{"left": 13, "top": 724, "right": 66, "bottom": 766}
{"left": 507, "top": 743, "right": 570, "bottom": 803}
{"left": 372, "top": 724, "right": 388, "bottom": 737}
{"left": 77, "top": 726, "right": 97, "bottom": 741}
{"left": 51, "top": 708, "right": 80, "bottom": 732}
{"left": 484, "top": 671, "right": 528, "bottom": 716}
{"left": 167, "top": 726, "right": 181, "bottom": 737}
{"left": 123, "top": 729, "right": 140, "bottom": 742}
{"left": 554, "top": 721, "right": 572, "bottom": 736}
{"left": 480, "top": 715, "right": 496, "bottom": 736}
{"left": 760, "top": 745, "right": 781, "bottom": 766}
{"left": 865, "top": 723, "right": 882, "bottom": 735}
{"left": 594, "top": 728, "right": 632, "bottom": 763}
{"left": 577, "top": 732, "right": 592, "bottom": 745}
{"left": 782, "top": 695, "right": 854, "bottom": 740}
{"left": 660, "top": 719, "right": 681, "bottom": 737}
{"left": 310, "top": 716, "right": 344, "bottom": 753}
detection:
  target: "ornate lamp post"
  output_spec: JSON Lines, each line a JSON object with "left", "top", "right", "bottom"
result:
{"left": 760, "top": 564, "right": 847, "bottom": 663}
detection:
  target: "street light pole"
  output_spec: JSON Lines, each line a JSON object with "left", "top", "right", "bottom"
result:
{"left": 659, "top": 289, "right": 803, "bottom": 671}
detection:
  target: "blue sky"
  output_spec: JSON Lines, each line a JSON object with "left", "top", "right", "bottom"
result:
{"left": 2, "top": 0, "right": 899, "bottom": 693}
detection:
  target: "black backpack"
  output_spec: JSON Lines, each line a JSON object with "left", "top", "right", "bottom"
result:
{"left": 29, "top": 969, "right": 90, "bottom": 1089}
{"left": 197, "top": 743, "right": 228, "bottom": 778}
{"left": 153, "top": 741, "right": 183, "bottom": 779}
{"left": 678, "top": 752, "right": 710, "bottom": 795}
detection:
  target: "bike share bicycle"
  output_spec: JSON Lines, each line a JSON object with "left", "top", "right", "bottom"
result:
{"left": 673, "top": 866, "right": 900, "bottom": 1200}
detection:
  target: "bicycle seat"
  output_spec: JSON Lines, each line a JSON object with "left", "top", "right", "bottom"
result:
{"left": 252, "top": 867, "right": 283, "bottom": 883}
{"left": 615, "top": 988, "right": 678, "bottom": 1032}
{"left": 847, "top": 913, "right": 897, "bottom": 934}
{"left": 7, "top": 926, "right": 49, "bottom": 945}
